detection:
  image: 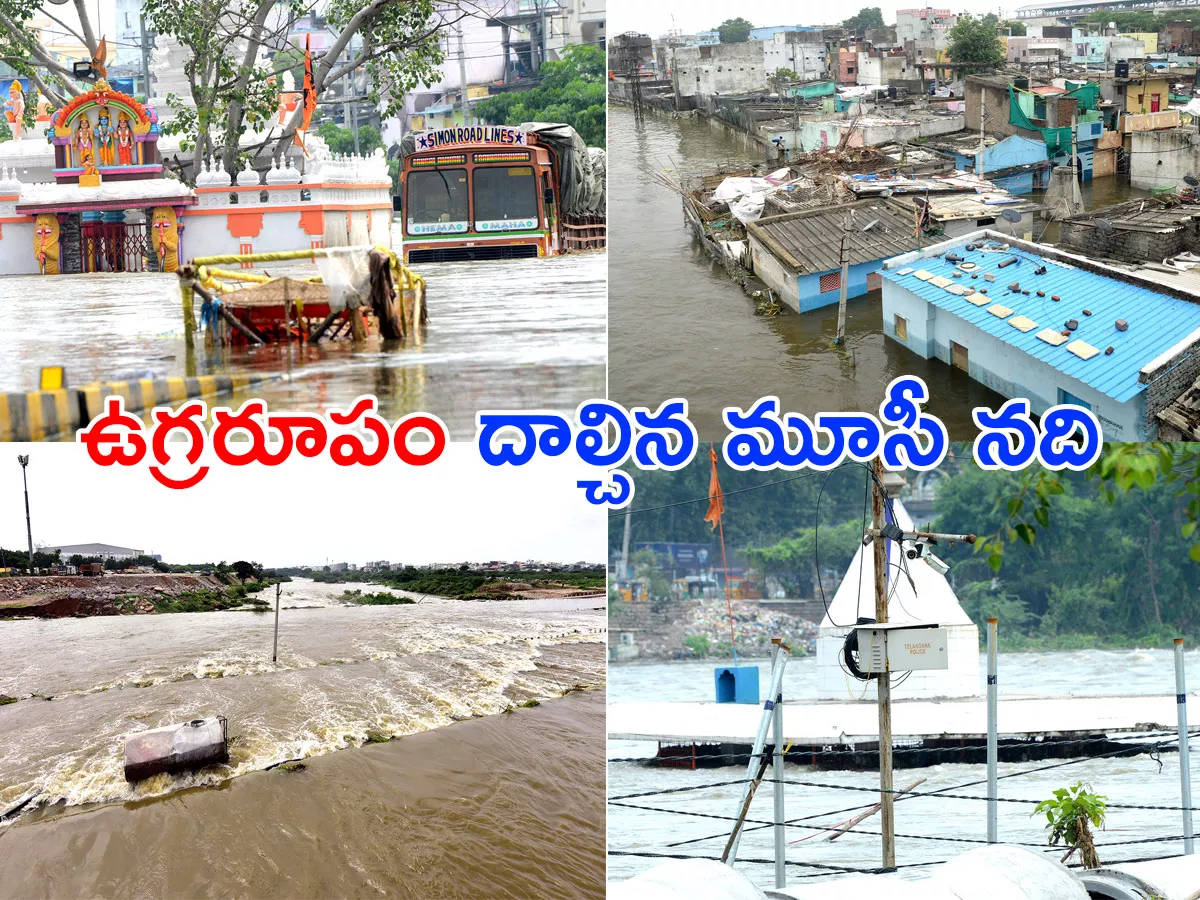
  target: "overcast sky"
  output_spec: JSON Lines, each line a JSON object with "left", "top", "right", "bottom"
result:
{"left": 0, "top": 444, "right": 605, "bottom": 568}
{"left": 609, "top": 0, "right": 1015, "bottom": 39}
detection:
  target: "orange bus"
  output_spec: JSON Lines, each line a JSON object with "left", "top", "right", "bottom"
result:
{"left": 399, "top": 124, "right": 605, "bottom": 263}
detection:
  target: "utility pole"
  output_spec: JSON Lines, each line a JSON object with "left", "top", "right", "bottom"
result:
{"left": 456, "top": 22, "right": 473, "bottom": 126}
{"left": 17, "top": 455, "right": 32, "bottom": 573}
{"left": 272, "top": 582, "right": 282, "bottom": 663}
{"left": 871, "top": 455, "right": 896, "bottom": 870}
{"left": 139, "top": 14, "right": 153, "bottom": 100}
{"left": 621, "top": 511, "right": 632, "bottom": 580}
{"left": 835, "top": 211, "right": 853, "bottom": 345}
{"left": 978, "top": 90, "right": 986, "bottom": 180}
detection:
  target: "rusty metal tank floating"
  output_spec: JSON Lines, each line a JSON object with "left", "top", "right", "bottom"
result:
{"left": 124, "top": 716, "right": 229, "bottom": 782}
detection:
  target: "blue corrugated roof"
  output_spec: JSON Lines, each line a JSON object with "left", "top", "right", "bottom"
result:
{"left": 883, "top": 240, "right": 1200, "bottom": 403}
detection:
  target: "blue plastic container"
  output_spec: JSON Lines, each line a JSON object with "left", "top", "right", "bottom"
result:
{"left": 714, "top": 665, "right": 760, "bottom": 704}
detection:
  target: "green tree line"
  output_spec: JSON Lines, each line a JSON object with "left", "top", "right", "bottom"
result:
{"left": 473, "top": 44, "right": 605, "bottom": 148}
{"left": 615, "top": 450, "right": 1198, "bottom": 647}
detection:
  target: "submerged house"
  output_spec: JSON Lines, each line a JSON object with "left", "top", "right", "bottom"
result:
{"left": 892, "top": 192, "right": 1038, "bottom": 240}
{"left": 924, "top": 133, "right": 1051, "bottom": 194}
{"left": 880, "top": 230, "right": 1200, "bottom": 440}
{"left": 745, "top": 199, "right": 921, "bottom": 313}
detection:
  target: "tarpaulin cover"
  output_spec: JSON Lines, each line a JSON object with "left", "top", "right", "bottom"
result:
{"left": 519, "top": 121, "right": 605, "bottom": 218}
{"left": 314, "top": 246, "right": 371, "bottom": 312}
{"left": 1008, "top": 84, "right": 1100, "bottom": 157}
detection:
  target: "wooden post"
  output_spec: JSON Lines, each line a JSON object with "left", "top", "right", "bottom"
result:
{"left": 872, "top": 455, "right": 896, "bottom": 870}
{"left": 180, "top": 276, "right": 195, "bottom": 349}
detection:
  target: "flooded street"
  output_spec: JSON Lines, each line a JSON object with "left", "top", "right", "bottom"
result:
{"left": 609, "top": 648, "right": 1199, "bottom": 887}
{"left": 0, "top": 581, "right": 606, "bottom": 896}
{"left": 607, "top": 108, "right": 1147, "bottom": 440}
{"left": 0, "top": 236, "right": 606, "bottom": 438}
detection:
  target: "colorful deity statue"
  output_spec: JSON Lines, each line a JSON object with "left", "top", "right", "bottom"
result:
{"left": 151, "top": 206, "right": 179, "bottom": 272}
{"left": 115, "top": 112, "right": 135, "bottom": 166}
{"left": 5, "top": 80, "right": 24, "bottom": 140}
{"left": 73, "top": 115, "right": 94, "bottom": 167}
{"left": 33, "top": 214, "right": 59, "bottom": 275}
{"left": 79, "top": 149, "right": 100, "bottom": 187}
{"left": 95, "top": 106, "right": 114, "bottom": 166}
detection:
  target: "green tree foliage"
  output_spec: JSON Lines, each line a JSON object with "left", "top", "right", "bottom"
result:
{"left": 231, "top": 560, "right": 260, "bottom": 584}
{"left": 1034, "top": 781, "right": 1107, "bottom": 868}
{"left": 316, "top": 121, "right": 383, "bottom": 156}
{"left": 619, "top": 448, "right": 1199, "bottom": 646}
{"left": 946, "top": 15, "right": 1005, "bottom": 71}
{"left": 716, "top": 18, "right": 754, "bottom": 44}
{"left": 472, "top": 44, "right": 605, "bottom": 148}
{"left": 842, "top": 8, "right": 886, "bottom": 33}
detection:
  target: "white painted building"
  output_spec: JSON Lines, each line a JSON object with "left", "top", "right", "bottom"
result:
{"left": 816, "top": 497, "right": 981, "bottom": 701}
{"left": 672, "top": 41, "right": 768, "bottom": 103}
{"left": 895, "top": 7, "right": 959, "bottom": 52}
{"left": 763, "top": 33, "right": 827, "bottom": 81}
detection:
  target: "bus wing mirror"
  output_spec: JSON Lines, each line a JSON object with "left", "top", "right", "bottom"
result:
{"left": 543, "top": 187, "right": 554, "bottom": 204}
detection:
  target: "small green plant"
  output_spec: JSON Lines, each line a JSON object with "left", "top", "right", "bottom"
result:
{"left": 684, "top": 634, "right": 710, "bottom": 657}
{"left": 1033, "top": 780, "right": 1107, "bottom": 868}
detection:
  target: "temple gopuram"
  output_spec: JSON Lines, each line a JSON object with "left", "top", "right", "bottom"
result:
{"left": 14, "top": 80, "right": 194, "bottom": 274}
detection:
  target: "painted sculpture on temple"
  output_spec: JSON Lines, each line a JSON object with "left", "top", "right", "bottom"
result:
{"left": 5, "top": 80, "right": 24, "bottom": 140}
{"left": 95, "top": 106, "right": 114, "bottom": 166}
{"left": 73, "top": 115, "right": 94, "bottom": 168}
{"left": 79, "top": 150, "right": 100, "bottom": 187}
{"left": 115, "top": 112, "right": 135, "bottom": 165}
{"left": 33, "top": 214, "right": 59, "bottom": 275}
{"left": 151, "top": 206, "right": 179, "bottom": 272}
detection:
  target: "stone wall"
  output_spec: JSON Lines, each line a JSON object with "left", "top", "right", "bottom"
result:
{"left": 1058, "top": 218, "right": 1196, "bottom": 264}
{"left": 1141, "top": 329, "right": 1200, "bottom": 437}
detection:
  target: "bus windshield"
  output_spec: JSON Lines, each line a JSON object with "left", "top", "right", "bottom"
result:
{"left": 473, "top": 165, "right": 539, "bottom": 232}
{"left": 407, "top": 168, "right": 469, "bottom": 235}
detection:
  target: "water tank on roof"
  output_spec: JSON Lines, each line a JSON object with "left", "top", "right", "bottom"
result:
{"left": 1115, "top": 59, "right": 1130, "bottom": 78}
{"left": 1015, "top": 75, "right": 1030, "bottom": 91}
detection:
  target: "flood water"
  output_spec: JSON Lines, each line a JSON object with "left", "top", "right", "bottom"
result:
{"left": 0, "top": 238, "right": 606, "bottom": 439}
{"left": 609, "top": 648, "right": 1200, "bottom": 888}
{"left": 0, "top": 580, "right": 606, "bottom": 896}
{"left": 607, "top": 108, "right": 1148, "bottom": 441}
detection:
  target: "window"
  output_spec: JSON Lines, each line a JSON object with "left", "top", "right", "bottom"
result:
{"left": 473, "top": 166, "right": 539, "bottom": 232}
{"left": 819, "top": 271, "right": 840, "bottom": 293}
{"left": 894, "top": 314, "right": 908, "bottom": 340}
{"left": 1058, "top": 388, "right": 1092, "bottom": 411}
{"left": 406, "top": 168, "right": 469, "bottom": 235}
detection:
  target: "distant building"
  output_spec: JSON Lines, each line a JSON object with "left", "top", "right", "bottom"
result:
{"left": 895, "top": 8, "right": 958, "bottom": 52}
{"left": 43, "top": 543, "right": 146, "bottom": 560}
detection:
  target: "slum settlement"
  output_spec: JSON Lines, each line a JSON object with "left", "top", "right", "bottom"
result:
{"left": 610, "top": 13, "right": 1200, "bottom": 440}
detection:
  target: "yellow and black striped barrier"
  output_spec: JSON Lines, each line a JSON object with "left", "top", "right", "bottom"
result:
{"left": 0, "top": 374, "right": 274, "bottom": 442}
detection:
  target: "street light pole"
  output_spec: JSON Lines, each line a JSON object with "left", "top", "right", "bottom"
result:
{"left": 17, "top": 455, "right": 33, "bottom": 572}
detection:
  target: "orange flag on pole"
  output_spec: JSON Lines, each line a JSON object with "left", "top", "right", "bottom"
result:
{"left": 703, "top": 445, "right": 724, "bottom": 530}
{"left": 293, "top": 34, "right": 317, "bottom": 158}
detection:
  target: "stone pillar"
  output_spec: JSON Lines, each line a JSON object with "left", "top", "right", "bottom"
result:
{"left": 59, "top": 213, "right": 81, "bottom": 275}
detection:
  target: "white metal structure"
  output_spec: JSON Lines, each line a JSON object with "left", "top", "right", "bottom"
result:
{"left": 816, "top": 498, "right": 980, "bottom": 701}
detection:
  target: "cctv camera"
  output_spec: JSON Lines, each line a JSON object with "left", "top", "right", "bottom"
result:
{"left": 924, "top": 552, "right": 950, "bottom": 576}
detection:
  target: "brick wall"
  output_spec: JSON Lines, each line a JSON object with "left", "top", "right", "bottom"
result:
{"left": 1142, "top": 333, "right": 1200, "bottom": 436}
{"left": 1059, "top": 220, "right": 1188, "bottom": 264}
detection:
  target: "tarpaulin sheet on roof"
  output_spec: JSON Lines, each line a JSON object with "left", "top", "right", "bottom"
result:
{"left": 1008, "top": 84, "right": 1101, "bottom": 156}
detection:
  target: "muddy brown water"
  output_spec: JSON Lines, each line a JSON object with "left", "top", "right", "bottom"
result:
{"left": 607, "top": 108, "right": 1148, "bottom": 441}
{"left": 0, "top": 582, "right": 606, "bottom": 896}
{"left": 0, "top": 240, "right": 606, "bottom": 439}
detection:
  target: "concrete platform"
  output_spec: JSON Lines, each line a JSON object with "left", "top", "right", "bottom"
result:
{"left": 609, "top": 693, "right": 1194, "bottom": 745}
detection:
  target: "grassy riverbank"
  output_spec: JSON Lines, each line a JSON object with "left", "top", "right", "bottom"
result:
{"left": 289, "top": 566, "right": 606, "bottom": 600}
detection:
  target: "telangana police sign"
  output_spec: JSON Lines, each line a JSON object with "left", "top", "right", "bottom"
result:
{"left": 414, "top": 126, "right": 528, "bottom": 151}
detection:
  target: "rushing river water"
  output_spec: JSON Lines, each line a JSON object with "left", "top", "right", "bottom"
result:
{"left": 0, "top": 580, "right": 606, "bottom": 897}
{"left": 607, "top": 108, "right": 1150, "bottom": 442}
{"left": 0, "top": 236, "right": 606, "bottom": 439}
{"left": 608, "top": 648, "right": 1200, "bottom": 888}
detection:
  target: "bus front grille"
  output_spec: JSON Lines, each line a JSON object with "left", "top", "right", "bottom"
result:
{"left": 407, "top": 244, "right": 540, "bottom": 263}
